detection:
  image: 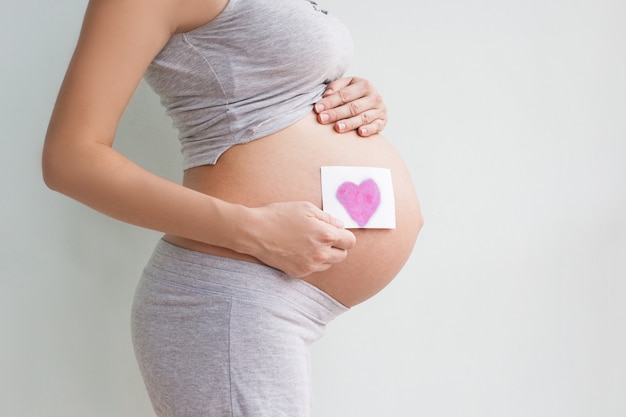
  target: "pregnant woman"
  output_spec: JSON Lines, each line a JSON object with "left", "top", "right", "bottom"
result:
{"left": 43, "top": 0, "right": 423, "bottom": 415}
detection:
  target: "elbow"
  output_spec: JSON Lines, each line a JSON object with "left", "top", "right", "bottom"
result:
{"left": 41, "top": 144, "right": 70, "bottom": 193}
{"left": 42, "top": 139, "right": 111, "bottom": 198}
{"left": 41, "top": 131, "right": 85, "bottom": 194}
{"left": 41, "top": 151, "right": 58, "bottom": 191}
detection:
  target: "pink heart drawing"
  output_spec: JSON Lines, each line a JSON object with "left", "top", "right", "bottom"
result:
{"left": 336, "top": 178, "right": 381, "bottom": 227}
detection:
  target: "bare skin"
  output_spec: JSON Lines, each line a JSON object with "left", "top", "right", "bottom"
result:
{"left": 168, "top": 112, "right": 422, "bottom": 306}
{"left": 43, "top": 0, "right": 397, "bottom": 281}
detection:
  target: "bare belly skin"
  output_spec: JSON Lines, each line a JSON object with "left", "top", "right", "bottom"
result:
{"left": 165, "top": 112, "right": 423, "bottom": 307}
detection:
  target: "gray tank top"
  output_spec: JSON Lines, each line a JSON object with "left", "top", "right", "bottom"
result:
{"left": 144, "top": 0, "right": 353, "bottom": 169}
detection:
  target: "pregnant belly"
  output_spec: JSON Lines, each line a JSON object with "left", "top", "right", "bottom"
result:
{"left": 166, "top": 112, "right": 423, "bottom": 307}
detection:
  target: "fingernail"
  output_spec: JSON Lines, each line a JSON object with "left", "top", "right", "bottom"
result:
{"left": 337, "top": 122, "right": 346, "bottom": 132}
{"left": 320, "top": 113, "right": 329, "bottom": 123}
{"left": 315, "top": 103, "right": 325, "bottom": 113}
{"left": 359, "top": 127, "right": 368, "bottom": 136}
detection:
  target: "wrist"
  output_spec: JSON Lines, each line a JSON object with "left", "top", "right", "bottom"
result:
{"left": 220, "top": 204, "right": 261, "bottom": 257}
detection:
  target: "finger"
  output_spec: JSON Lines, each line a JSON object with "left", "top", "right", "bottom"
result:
{"left": 312, "top": 208, "right": 345, "bottom": 229}
{"left": 334, "top": 111, "right": 387, "bottom": 134}
{"left": 331, "top": 228, "right": 356, "bottom": 251}
{"left": 318, "top": 96, "right": 383, "bottom": 126}
{"left": 322, "top": 77, "right": 353, "bottom": 97}
{"left": 345, "top": 97, "right": 384, "bottom": 122}
{"left": 357, "top": 119, "right": 387, "bottom": 137}
{"left": 315, "top": 79, "right": 372, "bottom": 115}
{"left": 323, "top": 83, "right": 385, "bottom": 118}
{"left": 310, "top": 209, "right": 356, "bottom": 250}
{"left": 321, "top": 83, "right": 367, "bottom": 110}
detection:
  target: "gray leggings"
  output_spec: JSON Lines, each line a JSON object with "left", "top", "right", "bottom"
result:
{"left": 131, "top": 239, "right": 348, "bottom": 417}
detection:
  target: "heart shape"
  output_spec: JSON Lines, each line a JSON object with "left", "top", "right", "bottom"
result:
{"left": 336, "top": 178, "right": 381, "bottom": 227}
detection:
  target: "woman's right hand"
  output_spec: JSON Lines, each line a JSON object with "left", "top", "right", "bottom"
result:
{"left": 238, "top": 201, "right": 356, "bottom": 278}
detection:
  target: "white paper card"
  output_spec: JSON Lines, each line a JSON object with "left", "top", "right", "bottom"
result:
{"left": 321, "top": 166, "right": 396, "bottom": 229}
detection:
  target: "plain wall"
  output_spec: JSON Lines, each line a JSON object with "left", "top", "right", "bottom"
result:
{"left": 1, "top": 0, "right": 625, "bottom": 416}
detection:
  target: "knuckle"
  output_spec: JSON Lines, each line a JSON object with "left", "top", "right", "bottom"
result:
{"left": 318, "top": 229, "right": 336, "bottom": 245}
{"left": 311, "top": 250, "right": 328, "bottom": 264}
{"left": 348, "top": 101, "right": 360, "bottom": 117}
{"left": 361, "top": 111, "right": 371, "bottom": 124}
{"left": 326, "top": 109, "right": 338, "bottom": 122}
{"left": 338, "top": 88, "right": 350, "bottom": 104}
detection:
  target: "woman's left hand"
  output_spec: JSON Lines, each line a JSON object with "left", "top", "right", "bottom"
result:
{"left": 314, "top": 76, "right": 387, "bottom": 137}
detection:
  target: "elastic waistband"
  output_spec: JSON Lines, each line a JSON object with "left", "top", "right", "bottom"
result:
{"left": 146, "top": 239, "right": 349, "bottom": 323}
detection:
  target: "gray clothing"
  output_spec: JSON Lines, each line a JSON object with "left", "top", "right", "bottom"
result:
{"left": 143, "top": 0, "right": 353, "bottom": 169}
{"left": 131, "top": 240, "right": 348, "bottom": 417}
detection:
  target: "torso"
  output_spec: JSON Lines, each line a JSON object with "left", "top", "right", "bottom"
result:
{"left": 160, "top": 1, "right": 422, "bottom": 307}
{"left": 165, "top": 113, "right": 422, "bottom": 307}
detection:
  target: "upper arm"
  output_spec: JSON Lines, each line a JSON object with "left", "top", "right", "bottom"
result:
{"left": 44, "top": 0, "right": 178, "bottom": 150}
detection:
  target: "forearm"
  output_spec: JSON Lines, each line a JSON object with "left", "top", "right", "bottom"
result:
{"left": 41, "top": 0, "right": 357, "bottom": 278}
{"left": 42, "top": 141, "right": 250, "bottom": 252}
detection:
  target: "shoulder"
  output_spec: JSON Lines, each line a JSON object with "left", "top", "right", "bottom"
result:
{"left": 46, "top": 0, "right": 231, "bottom": 149}
{"left": 83, "top": 0, "right": 227, "bottom": 35}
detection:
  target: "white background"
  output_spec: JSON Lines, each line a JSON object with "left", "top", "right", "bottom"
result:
{"left": 1, "top": 0, "right": 625, "bottom": 416}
